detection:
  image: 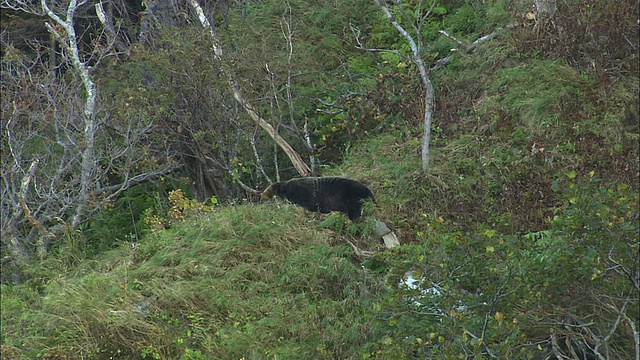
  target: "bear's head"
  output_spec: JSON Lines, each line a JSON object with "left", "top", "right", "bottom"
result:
{"left": 261, "top": 182, "right": 283, "bottom": 200}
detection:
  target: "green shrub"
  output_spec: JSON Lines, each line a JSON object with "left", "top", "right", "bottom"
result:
{"left": 364, "top": 173, "right": 638, "bottom": 359}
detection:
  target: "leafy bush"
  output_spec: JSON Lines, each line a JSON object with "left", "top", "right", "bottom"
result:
{"left": 364, "top": 173, "right": 638, "bottom": 359}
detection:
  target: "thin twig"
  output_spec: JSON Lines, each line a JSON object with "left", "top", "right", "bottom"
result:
{"left": 344, "top": 238, "right": 363, "bottom": 258}
{"left": 438, "top": 30, "right": 466, "bottom": 47}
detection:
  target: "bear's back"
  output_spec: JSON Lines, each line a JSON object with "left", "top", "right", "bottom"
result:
{"left": 315, "top": 177, "right": 373, "bottom": 199}
{"left": 313, "top": 177, "right": 374, "bottom": 220}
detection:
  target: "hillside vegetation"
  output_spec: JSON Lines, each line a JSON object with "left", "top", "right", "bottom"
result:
{"left": 1, "top": 0, "right": 638, "bottom": 359}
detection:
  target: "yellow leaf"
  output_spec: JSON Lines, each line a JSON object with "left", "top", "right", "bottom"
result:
{"left": 483, "top": 229, "right": 496, "bottom": 238}
{"left": 486, "top": 246, "right": 495, "bottom": 253}
{"left": 494, "top": 312, "right": 504, "bottom": 322}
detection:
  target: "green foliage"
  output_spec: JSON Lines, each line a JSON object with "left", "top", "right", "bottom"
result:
{"left": 362, "top": 230, "right": 534, "bottom": 359}
{"left": 422, "top": 30, "right": 637, "bottom": 230}
{"left": 97, "top": 27, "right": 268, "bottom": 197}
{"left": 223, "top": 0, "right": 388, "bottom": 166}
{"left": 447, "top": 4, "right": 479, "bottom": 34}
{"left": 547, "top": 173, "right": 638, "bottom": 284}
{"left": 513, "top": 0, "right": 639, "bottom": 76}
{"left": 489, "top": 60, "right": 589, "bottom": 134}
{"left": 320, "top": 209, "right": 377, "bottom": 240}
{"left": 83, "top": 185, "right": 157, "bottom": 255}
{"left": 363, "top": 174, "right": 638, "bottom": 359}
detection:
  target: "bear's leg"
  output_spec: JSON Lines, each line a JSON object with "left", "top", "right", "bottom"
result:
{"left": 346, "top": 205, "right": 362, "bottom": 221}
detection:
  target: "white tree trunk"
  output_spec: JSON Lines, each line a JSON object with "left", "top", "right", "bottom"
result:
{"left": 374, "top": 0, "right": 434, "bottom": 172}
{"left": 421, "top": 80, "right": 434, "bottom": 172}
{"left": 41, "top": 0, "right": 98, "bottom": 227}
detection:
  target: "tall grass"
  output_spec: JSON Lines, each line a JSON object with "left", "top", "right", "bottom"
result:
{"left": 2, "top": 203, "right": 382, "bottom": 359}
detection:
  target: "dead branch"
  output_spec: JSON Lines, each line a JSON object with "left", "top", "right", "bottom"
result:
{"left": 186, "top": 0, "right": 311, "bottom": 177}
{"left": 430, "top": 26, "right": 516, "bottom": 71}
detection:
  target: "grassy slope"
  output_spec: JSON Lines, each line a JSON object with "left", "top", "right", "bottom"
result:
{"left": 2, "top": 204, "right": 383, "bottom": 359}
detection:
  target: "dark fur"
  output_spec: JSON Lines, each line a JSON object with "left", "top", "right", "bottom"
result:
{"left": 262, "top": 177, "right": 375, "bottom": 221}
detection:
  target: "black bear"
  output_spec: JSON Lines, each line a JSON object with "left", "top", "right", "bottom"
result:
{"left": 262, "top": 177, "right": 375, "bottom": 221}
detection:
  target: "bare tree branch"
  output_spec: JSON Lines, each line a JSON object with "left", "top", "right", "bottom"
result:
{"left": 186, "top": 0, "right": 311, "bottom": 177}
{"left": 1, "top": 0, "right": 178, "bottom": 276}
{"left": 438, "top": 30, "right": 467, "bottom": 48}
{"left": 94, "top": 1, "right": 128, "bottom": 54}
{"left": 431, "top": 25, "right": 517, "bottom": 71}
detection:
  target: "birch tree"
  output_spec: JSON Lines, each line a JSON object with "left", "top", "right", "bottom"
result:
{"left": 360, "top": 0, "right": 515, "bottom": 172}
{"left": 1, "top": 0, "right": 175, "bottom": 281}
{"left": 41, "top": 0, "right": 98, "bottom": 227}
{"left": 367, "top": 0, "right": 436, "bottom": 173}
